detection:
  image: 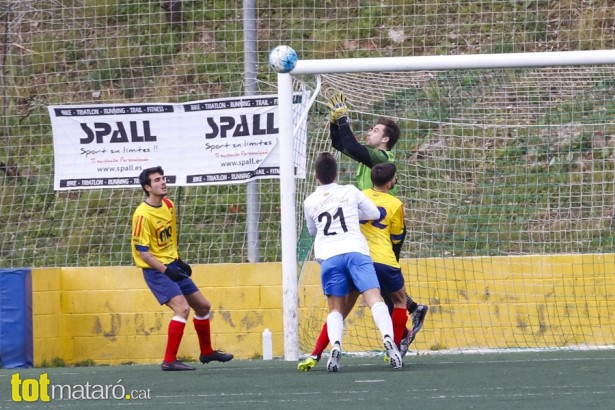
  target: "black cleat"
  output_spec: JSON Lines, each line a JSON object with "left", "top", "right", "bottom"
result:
{"left": 399, "top": 328, "right": 412, "bottom": 358}
{"left": 161, "top": 360, "right": 196, "bottom": 371}
{"left": 200, "top": 350, "right": 234, "bottom": 364}
{"left": 408, "top": 304, "right": 429, "bottom": 345}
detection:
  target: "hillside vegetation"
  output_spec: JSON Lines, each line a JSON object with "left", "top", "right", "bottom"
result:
{"left": 0, "top": 1, "right": 614, "bottom": 266}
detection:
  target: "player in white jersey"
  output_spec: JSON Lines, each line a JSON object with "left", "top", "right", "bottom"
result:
{"left": 303, "top": 152, "right": 402, "bottom": 372}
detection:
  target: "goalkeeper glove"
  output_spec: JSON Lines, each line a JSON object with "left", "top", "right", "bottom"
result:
{"left": 175, "top": 258, "right": 192, "bottom": 276}
{"left": 164, "top": 266, "right": 189, "bottom": 282}
{"left": 326, "top": 93, "right": 348, "bottom": 124}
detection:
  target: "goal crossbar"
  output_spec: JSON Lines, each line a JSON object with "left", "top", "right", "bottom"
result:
{"left": 291, "top": 49, "right": 615, "bottom": 75}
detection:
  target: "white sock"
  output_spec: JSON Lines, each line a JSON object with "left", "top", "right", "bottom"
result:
{"left": 371, "top": 302, "right": 394, "bottom": 341}
{"left": 326, "top": 311, "right": 344, "bottom": 347}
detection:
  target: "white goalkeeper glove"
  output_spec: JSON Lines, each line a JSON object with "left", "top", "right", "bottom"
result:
{"left": 326, "top": 93, "right": 348, "bottom": 124}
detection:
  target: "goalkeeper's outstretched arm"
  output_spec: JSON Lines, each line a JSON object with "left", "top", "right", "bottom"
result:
{"left": 327, "top": 92, "right": 381, "bottom": 167}
{"left": 337, "top": 117, "right": 377, "bottom": 167}
{"left": 329, "top": 122, "right": 346, "bottom": 152}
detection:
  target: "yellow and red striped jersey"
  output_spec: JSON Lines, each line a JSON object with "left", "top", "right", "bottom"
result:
{"left": 131, "top": 197, "right": 178, "bottom": 268}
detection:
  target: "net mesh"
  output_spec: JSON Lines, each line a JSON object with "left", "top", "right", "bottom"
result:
{"left": 296, "top": 67, "right": 615, "bottom": 353}
{"left": 0, "top": 0, "right": 614, "bottom": 352}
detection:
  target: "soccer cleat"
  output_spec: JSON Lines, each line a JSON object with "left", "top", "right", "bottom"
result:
{"left": 384, "top": 335, "right": 403, "bottom": 370}
{"left": 161, "top": 360, "right": 196, "bottom": 371}
{"left": 297, "top": 355, "right": 319, "bottom": 372}
{"left": 399, "top": 328, "right": 413, "bottom": 358}
{"left": 199, "top": 350, "right": 234, "bottom": 364}
{"left": 327, "top": 342, "right": 341, "bottom": 373}
{"left": 408, "top": 304, "right": 429, "bottom": 345}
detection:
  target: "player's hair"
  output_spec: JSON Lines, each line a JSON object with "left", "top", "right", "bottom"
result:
{"left": 371, "top": 162, "right": 396, "bottom": 187}
{"left": 376, "top": 117, "right": 400, "bottom": 150}
{"left": 139, "top": 166, "right": 164, "bottom": 195}
{"left": 314, "top": 152, "right": 337, "bottom": 184}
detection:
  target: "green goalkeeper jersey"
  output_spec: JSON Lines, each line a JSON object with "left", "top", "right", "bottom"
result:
{"left": 355, "top": 149, "right": 395, "bottom": 191}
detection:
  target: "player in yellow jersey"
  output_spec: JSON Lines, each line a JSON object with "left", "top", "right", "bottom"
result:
{"left": 132, "top": 166, "right": 233, "bottom": 371}
{"left": 360, "top": 163, "right": 413, "bottom": 357}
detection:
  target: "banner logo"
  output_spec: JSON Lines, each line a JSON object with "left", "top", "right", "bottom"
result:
{"left": 48, "top": 93, "right": 309, "bottom": 190}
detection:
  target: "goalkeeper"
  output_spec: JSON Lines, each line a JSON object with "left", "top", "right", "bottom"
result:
{"left": 327, "top": 93, "right": 409, "bottom": 261}
{"left": 327, "top": 93, "right": 399, "bottom": 192}
{"left": 131, "top": 166, "right": 234, "bottom": 371}
{"left": 327, "top": 94, "right": 427, "bottom": 347}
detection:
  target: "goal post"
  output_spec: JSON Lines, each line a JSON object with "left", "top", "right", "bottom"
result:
{"left": 278, "top": 73, "right": 300, "bottom": 361}
{"left": 278, "top": 50, "right": 615, "bottom": 360}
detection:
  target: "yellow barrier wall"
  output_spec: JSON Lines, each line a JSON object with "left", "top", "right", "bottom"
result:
{"left": 32, "top": 263, "right": 282, "bottom": 365}
{"left": 403, "top": 254, "right": 615, "bottom": 349}
{"left": 298, "top": 254, "right": 615, "bottom": 352}
{"left": 32, "top": 254, "right": 615, "bottom": 365}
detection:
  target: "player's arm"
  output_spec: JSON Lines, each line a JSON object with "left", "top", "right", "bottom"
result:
{"left": 137, "top": 248, "right": 168, "bottom": 273}
{"left": 327, "top": 93, "right": 356, "bottom": 155}
{"left": 328, "top": 94, "right": 347, "bottom": 153}
{"left": 137, "top": 248, "right": 188, "bottom": 281}
{"left": 327, "top": 93, "right": 387, "bottom": 166}
{"left": 161, "top": 198, "right": 192, "bottom": 276}
{"left": 389, "top": 203, "right": 405, "bottom": 243}
{"left": 303, "top": 203, "right": 317, "bottom": 236}
{"left": 356, "top": 190, "right": 380, "bottom": 221}
{"left": 330, "top": 119, "right": 370, "bottom": 164}
{"left": 391, "top": 229, "right": 406, "bottom": 262}
{"left": 135, "top": 240, "right": 192, "bottom": 282}
{"left": 329, "top": 122, "right": 345, "bottom": 152}
{"left": 390, "top": 203, "right": 407, "bottom": 261}
{"left": 337, "top": 117, "right": 389, "bottom": 167}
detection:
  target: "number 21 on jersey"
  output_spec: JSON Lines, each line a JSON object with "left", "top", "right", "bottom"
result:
{"left": 318, "top": 207, "right": 348, "bottom": 236}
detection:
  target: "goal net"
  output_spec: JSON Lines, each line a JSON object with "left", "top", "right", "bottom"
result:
{"left": 287, "top": 54, "right": 615, "bottom": 356}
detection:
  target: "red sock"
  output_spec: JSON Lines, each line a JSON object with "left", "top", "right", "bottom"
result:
{"left": 164, "top": 319, "right": 186, "bottom": 363}
{"left": 194, "top": 317, "right": 214, "bottom": 355}
{"left": 311, "top": 323, "right": 329, "bottom": 359}
{"left": 392, "top": 308, "right": 408, "bottom": 345}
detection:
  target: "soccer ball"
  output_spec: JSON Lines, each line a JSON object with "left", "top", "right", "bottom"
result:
{"left": 268, "top": 45, "right": 298, "bottom": 73}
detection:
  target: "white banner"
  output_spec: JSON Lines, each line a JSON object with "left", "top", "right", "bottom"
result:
{"left": 48, "top": 93, "right": 309, "bottom": 190}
